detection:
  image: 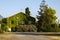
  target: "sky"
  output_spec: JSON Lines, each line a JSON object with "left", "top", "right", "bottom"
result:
{"left": 0, "top": 0, "right": 60, "bottom": 20}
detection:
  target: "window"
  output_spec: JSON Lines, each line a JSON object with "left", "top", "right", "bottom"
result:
{"left": 11, "top": 20, "right": 14, "bottom": 24}
{"left": 28, "top": 21, "right": 31, "bottom": 24}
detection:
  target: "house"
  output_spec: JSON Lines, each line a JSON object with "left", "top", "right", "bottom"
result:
{"left": 7, "top": 12, "right": 36, "bottom": 28}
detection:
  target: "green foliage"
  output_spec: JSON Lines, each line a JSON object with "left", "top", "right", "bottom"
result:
{"left": 1, "top": 23, "right": 8, "bottom": 32}
{"left": 2, "top": 18, "right": 7, "bottom": 25}
{"left": 0, "top": 21, "right": 2, "bottom": 24}
{"left": 25, "top": 7, "right": 30, "bottom": 16}
{"left": 37, "top": 6, "right": 57, "bottom": 32}
{"left": 0, "top": 7, "right": 36, "bottom": 32}
{"left": 7, "top": 12, "right": 36, "bottom": 28}
{"left": 11, "top": 27, "right": 16, "bottom": 32}
{"left": 26, "top": 15, "right": 36, "bottom": 24}
{"left": 7, "top": 12, "right": 28, "bottom": 28}
{"left": 1, "top": 18, "right": 8, "bottom": 32}
{"left": 59, "top": 24, "right": 60, "bottom": 28}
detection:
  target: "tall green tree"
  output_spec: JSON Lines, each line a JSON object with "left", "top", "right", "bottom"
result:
{"left": 37, "top": 0, "right": 57, "bottom": 32}
{"left": 1, "top": 18, "right": 8, "bottom": 32}
{"left": 25, "top": 7, "right": 30, "bottom": 16}
{"left": 2, "top": 18, "right": 7, "bottom": 24}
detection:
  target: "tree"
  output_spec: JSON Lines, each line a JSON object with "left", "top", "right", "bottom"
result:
{"left": 37, "top": 0, "right": 57, "bottom": 32}
{"left": 2, "top": 18, "right": 7, "bottom": 25}
{"left": 1, "top": 18, "right": 8, "bottom": 32}
{"left": 25, "top": 7, "right": 30, "bottom": 16}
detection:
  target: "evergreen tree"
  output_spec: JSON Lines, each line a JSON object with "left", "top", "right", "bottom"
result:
{"left": 37, "top": 0, "right": 57, "bottom": 32}
{"left": 25, "top": 7, "right": 30, "bottom": 16}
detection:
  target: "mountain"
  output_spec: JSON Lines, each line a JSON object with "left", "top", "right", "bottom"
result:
{"left": 0, "top": 15, "right": 3, "bottom": 20}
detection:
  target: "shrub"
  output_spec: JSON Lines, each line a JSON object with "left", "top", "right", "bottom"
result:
{"left": 15, "top": 25, "right": 37, "bottom": 32}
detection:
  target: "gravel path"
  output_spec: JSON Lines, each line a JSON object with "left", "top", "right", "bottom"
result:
{"left": 0, "top": 34, "right": 59, "bottom": 40}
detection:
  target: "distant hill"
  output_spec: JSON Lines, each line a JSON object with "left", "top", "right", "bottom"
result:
{"left": 0, "top": 15, "right": 3, "bottom": 20}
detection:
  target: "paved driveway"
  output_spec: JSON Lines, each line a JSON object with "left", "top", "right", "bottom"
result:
{"left": 0, "top": 34, "right": 58, "bottom": 40}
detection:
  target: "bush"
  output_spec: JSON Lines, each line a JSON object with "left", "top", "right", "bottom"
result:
{"left": 15, "top": 25, "right": 37, "bottom": 32}
{"left": 11, "top": 27, "right": 17, "bottom": 32}
{"left": 1, "top": 23, "right": 8, "bottom": 32}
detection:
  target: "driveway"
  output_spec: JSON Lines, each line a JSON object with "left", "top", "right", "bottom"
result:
{"left": 0, "top": 34, "right": 59, "bottom": 40}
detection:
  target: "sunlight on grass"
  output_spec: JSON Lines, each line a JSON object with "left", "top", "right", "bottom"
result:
{"left": 47, "top": 36, "right": 60, "bottom": 40}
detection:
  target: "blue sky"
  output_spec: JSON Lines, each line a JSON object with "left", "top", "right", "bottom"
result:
{"left": 0, "top": 0, "right": 60, "bottom": 19}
